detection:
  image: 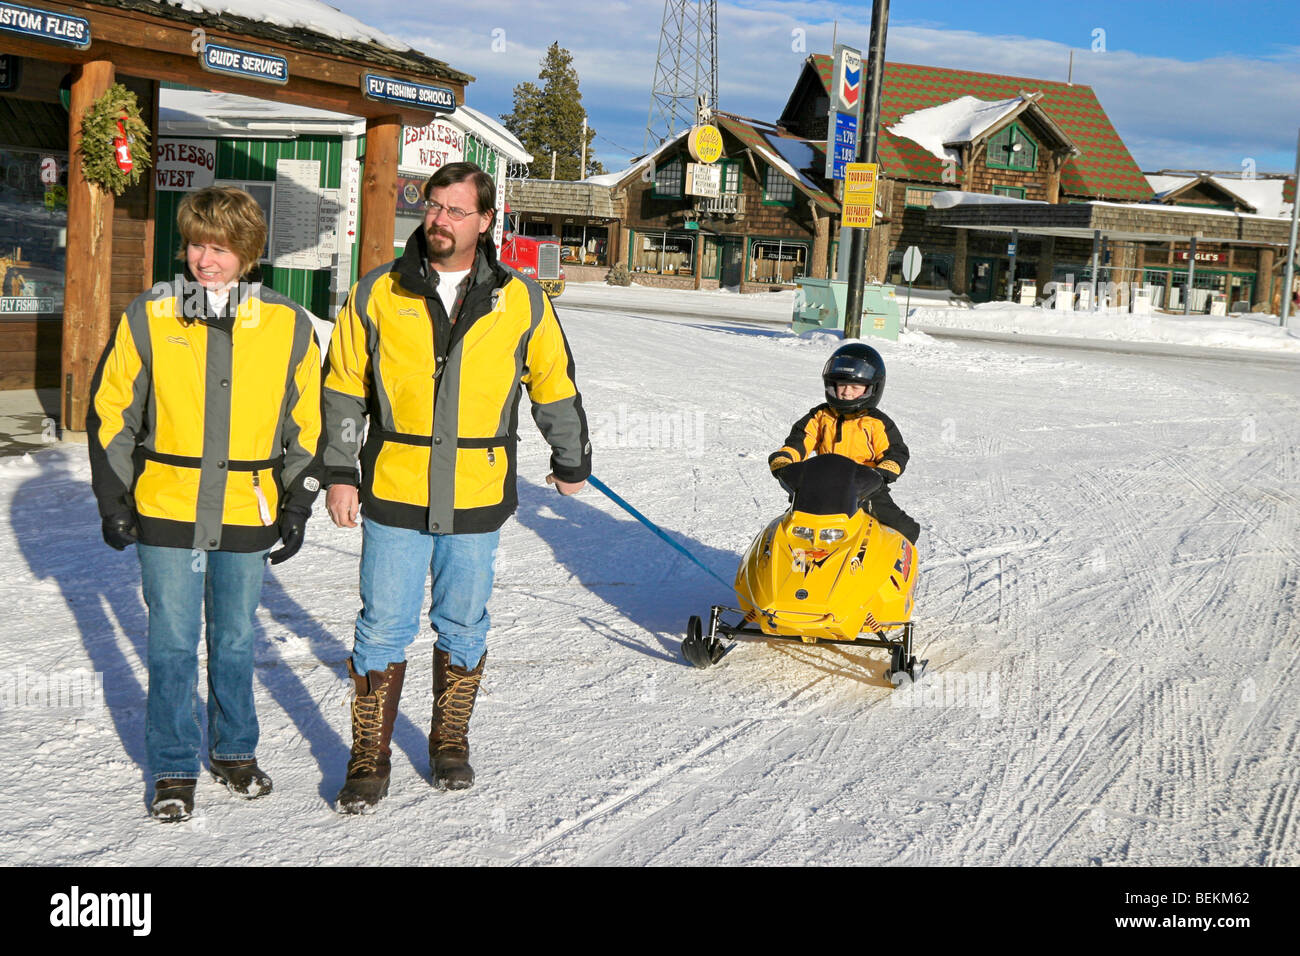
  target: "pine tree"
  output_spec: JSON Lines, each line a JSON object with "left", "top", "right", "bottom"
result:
{"left": 501, "top": 42, "right": 604, "bottom": 180}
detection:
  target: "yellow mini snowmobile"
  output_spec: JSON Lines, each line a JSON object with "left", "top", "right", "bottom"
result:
{"left": 682, "top": 454, "right": 923, "bottom": 685}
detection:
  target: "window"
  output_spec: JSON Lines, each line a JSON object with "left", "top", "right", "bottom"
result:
{"left": 0, "top": 147, "right": 68, "bottom": 317}
{"left": 215, "top": 180, "right": 274, "bottom": 261}
{"left": 631, "top": 231, "right": 695, "bottom": 275}
{"left": 720, "top": 160, "right": 741, "bottom": 194}
{"left": 653, "top": 155, "right": 684, "bottom": 198}
{"left": 992, "top": 185, "right": 1026, "bottom": 199}
{"left": 763, "top": 167, "right": 794, "bottom": 205}
{"left": 904, "top": 186, "right": 942, "bottom": 208}
{"left": 560, "top": 223, "right": 609, "bottom": 265}
{"left": 749, "top": 239, "right": 807, "bottom": 283}
{"left": 888, "top": 251, "right": 954, "bottom": 290}
{"left": 987, "top": 123, "right": 1038, "bottom": 171}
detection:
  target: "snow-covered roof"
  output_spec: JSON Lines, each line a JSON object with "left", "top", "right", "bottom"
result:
{"left": 931, "top": 190, "right": 1048, "bottom": 209}
{"left": 582, "top": 137, "right": 683, "bottom": 188}
{"left": 1144, "top": 173, "right": 1293, "bottom": 219}
{"left": 159, "top": 0, "right": 409, "bottom": 51}
{"left": 160, "top": 88, "right": 361, "bottom": 135}
{"left": 887, "top": 96, "right": 1023, "bottom": 165}
{"left": 453, "top": 105, "right": 531, "bottom": 164}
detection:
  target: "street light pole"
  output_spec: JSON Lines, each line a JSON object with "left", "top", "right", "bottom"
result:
{"left": 1281, "top": 127, "right": 1299, "bottom": 328}
{"left": 843, "top": 0, "right": 889, "bottom": 339}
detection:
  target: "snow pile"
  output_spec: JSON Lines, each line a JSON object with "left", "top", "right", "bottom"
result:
{"left": 909, "top": 300, "right": 1300, "bottom": 354}
{"left": 888, "top": 96, "right": 1022, "bottom": 165}
{"left": 162, "top": 0, "right": 410, "bottom": 52}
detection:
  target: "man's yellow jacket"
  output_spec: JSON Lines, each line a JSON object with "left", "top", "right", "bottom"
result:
{"left": 88, "top": 277, "right": 323, "bottom": 551}
{"left": 322, "top": 232, "right": 591, "bottom": 534}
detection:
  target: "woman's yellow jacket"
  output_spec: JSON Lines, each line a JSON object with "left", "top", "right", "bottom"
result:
{"left": 88, "top": 278, "right": 323, "bottom": 552}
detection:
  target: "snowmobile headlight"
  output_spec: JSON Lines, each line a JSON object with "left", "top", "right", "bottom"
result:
{"left": 819, "top": 529, "right": 845, "bottom": 543}
{"left": 791, "top": 525, "right": 814, "bottom": 541}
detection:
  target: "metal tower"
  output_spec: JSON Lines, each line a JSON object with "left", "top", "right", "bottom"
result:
{"left": 643, "top": 0, "right": 718, "bottom": 152}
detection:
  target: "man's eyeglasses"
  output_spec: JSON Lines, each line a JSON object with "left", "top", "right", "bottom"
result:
{"left": 423, "top": 200, "right": 480, "bottom": 222}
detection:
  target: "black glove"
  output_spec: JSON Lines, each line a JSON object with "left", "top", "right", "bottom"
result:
{"left": 102, "top": 511, "right": 140, "bottom": 551}
{"left": 268, "top": 508, "right": 309, "bottom": 565}
{"left": 773, "top": 460, "right": 804, "bottom": 496}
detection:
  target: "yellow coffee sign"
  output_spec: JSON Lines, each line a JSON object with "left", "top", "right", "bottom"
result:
{"left": 842, "top": 162, "right": 878, "bottom": 228}
{"left": 687, "top": 124, "right": 723, "bottom": 164}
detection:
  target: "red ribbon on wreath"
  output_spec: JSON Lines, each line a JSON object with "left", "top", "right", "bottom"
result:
{"left": 113, "top": 114, "right": 133, "bottom": 174}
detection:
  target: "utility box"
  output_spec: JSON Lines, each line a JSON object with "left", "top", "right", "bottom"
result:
{"left": 1053, "top": 280, "right": 1074, "bottom": 311}
{"left": 1131, "top": 286, "right": 1153, "bottom": 315}
{"left": 1018, "top": 280, "right": 1037, "bottom": 306}
{"left": 1076, "top": 285, "right": 1092, "bottom": 311}
{"left": 793, "top": 278, "right": 900, "bottom": 341}
{"left": 1209, "top": 292, "right": 1227, "bottom": 316}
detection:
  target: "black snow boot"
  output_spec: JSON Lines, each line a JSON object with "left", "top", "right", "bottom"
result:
{"left": 336, "top": 659, "right": 406, "bottom": 814}
{"left": 210, "top": 757, "right": 273, "bottom": 799}
{"left": 150, "top": 778, "right": 196, "bottom": 822}
{"left": 429, "top": 649, "right": 485, "bottom": 791}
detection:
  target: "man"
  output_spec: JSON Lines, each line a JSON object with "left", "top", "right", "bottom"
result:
{"left": 323, "top": 162, "right": 590, "bottom": 813}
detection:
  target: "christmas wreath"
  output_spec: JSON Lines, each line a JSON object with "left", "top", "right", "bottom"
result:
{"left": 79, "top": 84, "right": 152, "bottom": 195}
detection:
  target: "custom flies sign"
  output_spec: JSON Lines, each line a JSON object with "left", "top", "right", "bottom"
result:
{"left": 0, "top": 2, "right": 90, "bottom": 48}
{"left": 362, "top": 74, "right": 456, "bottom": 113}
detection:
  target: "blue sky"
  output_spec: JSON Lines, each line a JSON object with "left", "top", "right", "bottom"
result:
{"left": 327, "top": 0, "right": 1300, "bottom": 176}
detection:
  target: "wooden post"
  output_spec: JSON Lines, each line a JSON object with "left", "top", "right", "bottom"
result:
{"left": 62, "top": 59, "right": 116, "bottom": 435}
{"left": 359, "top": 114, "right": 401, "bottom": 276}
{"left": 1255, "top": 247, "right": 1275, "bottom": 308}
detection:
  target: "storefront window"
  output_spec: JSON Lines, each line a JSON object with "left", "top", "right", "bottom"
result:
{"left": 560, "top": 223, "right": 609, "bottom": 265}
{"left": 631, "top": 231, "right": 694, "bottom": 275}
{"left": 0, "top": 147, "right": 68, "bottom": 317}
{"left": 888, "top": 251, "right": 954, "bottom": 289}
{"left": 749, "top": 239, "right": 807, "bottom": 283}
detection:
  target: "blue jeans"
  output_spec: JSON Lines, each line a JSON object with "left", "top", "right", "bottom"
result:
{"left": 138, "top": 544, "right": 268, "bottom": 780}
{"left": 352, "top": 519, "right": 498, "bottom": 673}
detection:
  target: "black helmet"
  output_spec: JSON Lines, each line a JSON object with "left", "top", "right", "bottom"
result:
{"left": 822, "top": 343, "right": 885, "bottom": 414}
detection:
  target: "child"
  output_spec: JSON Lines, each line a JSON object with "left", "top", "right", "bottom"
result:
{"left": 768, "top": 342, "right": 920, "bottom": 544}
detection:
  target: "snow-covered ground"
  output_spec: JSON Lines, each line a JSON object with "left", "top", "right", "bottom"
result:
{"left": 2, "top": 294, "right": 1297, "bottom": 865}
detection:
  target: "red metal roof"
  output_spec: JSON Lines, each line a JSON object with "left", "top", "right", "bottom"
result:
{"left": 809, "top": 56, "right": 1152, "bottom": 201}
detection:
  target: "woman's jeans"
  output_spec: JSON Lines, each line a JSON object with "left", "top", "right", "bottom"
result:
{"left": 137, "top": 544, "right": 267, "bottom": 780}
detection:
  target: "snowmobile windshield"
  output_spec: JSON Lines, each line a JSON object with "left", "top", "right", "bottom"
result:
{"left": 783, "top": 454, "right": 879, "bottom": 517}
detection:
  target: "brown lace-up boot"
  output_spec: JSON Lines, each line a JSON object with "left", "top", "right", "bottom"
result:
{"left": 336, "top": 659, "right": 406, "bottom": 814}
{"left": 429, "top": 649, "right": 485, "bottom": 790}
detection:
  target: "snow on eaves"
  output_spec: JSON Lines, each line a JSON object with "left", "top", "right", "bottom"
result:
{"left": 931, "top": 190, "right": 1047, "bottom": 209}
{"left": 161, "top": 0, "right": 410, "bottom": 52}
{"left": 582, "top": 137, "right": 683, "bottom": 188}
{"left": 888, "top": 96, "right": 1022, "bottom": 165}
{"left": 1144, "top": 173, "right": 1293, "bottom": 219}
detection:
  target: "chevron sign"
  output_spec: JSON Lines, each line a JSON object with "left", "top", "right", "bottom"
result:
{"left": 838, "top": 48, "right": 862, "bottom": 113}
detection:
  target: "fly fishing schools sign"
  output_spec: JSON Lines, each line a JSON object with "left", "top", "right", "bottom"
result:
{"left": 362, "top": 73, "right": 456, "bottom": 113}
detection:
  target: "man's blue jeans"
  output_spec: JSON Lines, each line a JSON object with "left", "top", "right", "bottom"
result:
{"left": 137, "top": 544, "right": 267, "bottom": 781}
{"left": 352, "top": 518, "right": 498, "bottom": 674}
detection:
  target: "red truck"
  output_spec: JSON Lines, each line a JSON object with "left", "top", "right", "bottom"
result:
{"left": 497, "top": 204, "right": 565, "bottom": 297}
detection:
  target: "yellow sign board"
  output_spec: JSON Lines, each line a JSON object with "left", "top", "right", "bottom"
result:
{"left": 842, "top": 162, "right": 878, "bottom": 228}
{"left": 687, "top": 124, "right": 723, "bottom": 164}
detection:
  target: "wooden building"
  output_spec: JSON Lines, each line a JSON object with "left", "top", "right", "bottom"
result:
{"left": 588, "top": 114, "right": 838, "bottom": 293}
{"left": 0, "top": 0, "right": 469, "bottom": 431}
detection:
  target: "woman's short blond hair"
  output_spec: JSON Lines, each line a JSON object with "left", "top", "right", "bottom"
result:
{"left": 176, "top": 186, "right": 267, "bottom": 277}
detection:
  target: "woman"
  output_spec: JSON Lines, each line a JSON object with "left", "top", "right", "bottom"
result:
{"left": 87, "top": 186, "right": 322, "bottom": 821}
